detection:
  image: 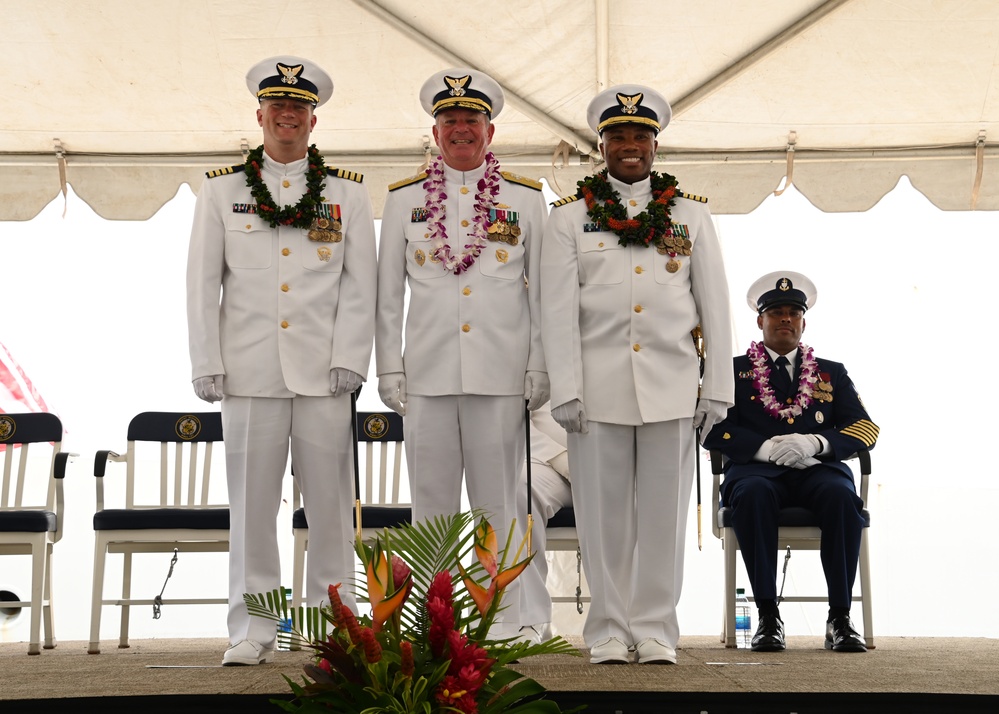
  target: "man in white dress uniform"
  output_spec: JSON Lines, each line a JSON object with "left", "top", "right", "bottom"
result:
{"left": 376, "top": 68, "right": 548, "bottom": 638}
{"left": 187, "top": 56, "right": 377, "bottom": 665}
{"left": 540, "top": 85, "right": 734, "bottom": 664}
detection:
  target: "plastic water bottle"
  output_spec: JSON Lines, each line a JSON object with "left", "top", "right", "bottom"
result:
{"left": 735, "top": 587, "right": 752, "bottom": 649}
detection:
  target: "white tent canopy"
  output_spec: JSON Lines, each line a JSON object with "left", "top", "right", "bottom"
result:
{"left": 5, "top": 0, "right": 999, "bottom": 220}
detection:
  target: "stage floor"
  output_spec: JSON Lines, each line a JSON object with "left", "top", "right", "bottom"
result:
{"left": 2, "top": 635, "right": 997, "bottom": 713}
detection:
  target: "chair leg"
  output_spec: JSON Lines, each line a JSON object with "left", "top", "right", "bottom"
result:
{"left": 89, "top": 537, "right": 108, "bottom": 654}
{"left": 858, "top": 528, "right": 875, "bottom": 649}
{"left": 723, "top": 529, "right": 738, "bottom": 648}
{"left": 42, "top": 543, "right": 56, "bottom": 649}
{"left": 290, "top": 530, "right": 307, "bottom": 651}
{"left": 27, "top": 538, "right": 46, "bottom": 655}
{"left": 118, "top": 552, "right": 132, "bottom": 649}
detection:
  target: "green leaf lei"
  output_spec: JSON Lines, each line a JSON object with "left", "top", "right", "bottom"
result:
{"left": 244, "top": 143, "right": 327, "bottom": 229}
{"left": 579, "top": 168, "right": 680, "bottom": 248}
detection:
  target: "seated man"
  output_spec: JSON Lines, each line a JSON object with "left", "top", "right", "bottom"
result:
{"left": 516, "top": 402, "right": 572, "bottom": 644}
{"left": 704, "top": 271, "right": 879, "bottom": 653}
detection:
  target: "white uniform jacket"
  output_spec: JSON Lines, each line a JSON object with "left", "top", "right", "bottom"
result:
{"left": 376, "top": 162, "right": 546, "bottom": 396}
{"left": 540, "top": 175, "right": 734, "bottom": 425}
{"left": 187, "top": 152, "right": 377, "bottom": 397}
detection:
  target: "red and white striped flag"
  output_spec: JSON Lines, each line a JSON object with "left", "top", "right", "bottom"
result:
{"left": 1, "top": 340, "right": 50, "bottom": 415}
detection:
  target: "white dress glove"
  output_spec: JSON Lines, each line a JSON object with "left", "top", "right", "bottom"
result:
{"left": 193, "top": 375, "right": 224, "bottom": 403}
{"left": 524, "top": 371, "right": 551, "bottom": 411}
{"left": 693, "top": 398, "right": 729, "bottom": 440}
{"left": 769, "top": 433, "right": 822, "bottom": 467}
{"left": 551, "top": 399, "right": 588, "bottom": 434}
{"left": 378, "top": 372, "right": 407, "bottom": 415}
{"left": 330, "top": 368, "right": 363, "bottom": 398}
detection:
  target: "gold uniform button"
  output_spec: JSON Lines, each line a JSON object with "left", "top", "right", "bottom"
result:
{"left": 633, "top": 344, "right": 641, "bottom": 352}
{"left": 460, "top": 186, "right": 470, "bottom": 194}
{"left": 281, "top": 284, "right": 290, "bottom": 292}
{"left": 245, "top": 224, "right": 252, "bottom": 230}
{"left": 461, "top": 324, "right": 471, "bottom": 333}
{"left": 282, "top": 248, "right": 291, "bottom": 256}
{"left": 634, "top": 305, "right": 643, "bottom": 313}
{"left": 282, "top": 179, "right": 290, "bottom": 188}
{"left": 629, "top": 199, "right": 638, "bottom": 207}
{"left": 598, "top": 242, "right": 605, "bottom": 247}
{"left": 461, "top": 219, "right": 470, "bottom": 227}
{"left": 281, "top": 321, "right": 289, "bottom": 329}
{"left": 462, "top": 287, "right": 471, "bottom": 296}
{"left": 635, "top": 266, "right": 644, "bottom": 274}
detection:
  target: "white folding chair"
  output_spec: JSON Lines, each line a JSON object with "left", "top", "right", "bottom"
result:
{"left": 711, "top": 449, "right": 874, "bottom": 648}
{"left": 0, "top": 412, "right": 72, "bottom": 654}
{"left": 89, "top": 411, "right": 227, "bottom": 653}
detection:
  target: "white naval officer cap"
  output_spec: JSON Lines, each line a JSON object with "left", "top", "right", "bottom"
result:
{"left": 747, "top": 271, "right": 818, "bottom": 314}
{"left": 246, "top": 56, "right": 334, "bottom": 107}
{"left": 420, "top": 67, "right": 505, "bottom": 119}
{"left": 587, "top": 84, "right": 671, "bottom": 135}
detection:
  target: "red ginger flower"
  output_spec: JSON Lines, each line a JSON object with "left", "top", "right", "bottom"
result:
{"left": 359, "top": 626, "right": 382, "bottom": 663}
{"left": 400, "top": 641, "right": 414, "bottom": 678}
{"left": 341, "top": 604, "right": 363, "bottom": 645}
{"left": 426, "top": 571, "right": 455, "bottom": 657}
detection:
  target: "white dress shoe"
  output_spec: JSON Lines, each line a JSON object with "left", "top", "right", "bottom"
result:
{"left": 515, "top": 623, "right": 552, "bottom": 646}
{"left": 589, "top": 636, "right": 630, "bottom": 664}
{"left": 635, "top": 637, "right": 676, "bottom": 664}
{"left": 222, "top": 639, "right": 275, "bottom": 666}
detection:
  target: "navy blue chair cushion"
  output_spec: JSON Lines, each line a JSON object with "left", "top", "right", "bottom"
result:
{"left": 0, "top": 510, "right": 57, "bottom": 532}
{"left": 546, "top": 506, "right": 576, "bottom": 529}
{"left": 94, "top": 508, "right": 229, "bottom": 530}
{"left": 293, "top": 505, "right": 412, "bottom": 531}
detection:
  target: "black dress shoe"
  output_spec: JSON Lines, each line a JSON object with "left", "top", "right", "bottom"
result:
{"left": 751, "top": 613, "right": 786, "bottom": 651}
{"left": 825, "top": 615, "right": 867, "bottom": 652}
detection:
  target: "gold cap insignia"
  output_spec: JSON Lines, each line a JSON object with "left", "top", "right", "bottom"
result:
{"left": 445, "top": 75, "right": 470, "bottom": 97}
{"left": 617, "top": 92, "right": 643, "bottom": 115}
{"left": 278, "top": 63, "right": 303, "bottom": 86}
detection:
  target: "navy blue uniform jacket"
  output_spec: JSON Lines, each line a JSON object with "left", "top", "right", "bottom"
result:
{"left": 703, "top": 352, "right": 878, "bottom": 488}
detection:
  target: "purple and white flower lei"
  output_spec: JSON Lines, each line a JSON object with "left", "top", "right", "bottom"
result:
{"left": 423, "top": 151, "right": 501, "bottom": 274}
{"left": 747, "top": 341, "right": 819, "bottom": 421}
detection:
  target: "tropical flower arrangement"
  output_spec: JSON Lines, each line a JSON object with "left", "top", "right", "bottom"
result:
{"left": 246, "top": 511, "right": 578, "bottom": 713}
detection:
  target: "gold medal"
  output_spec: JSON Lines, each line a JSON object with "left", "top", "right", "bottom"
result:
{"left": 487, "top": 222, "right": 499, "bottom": 234}
{"left": 666, "top": 258, "right": 680, "bottom": 273}
{"left": 657, "top": 244, "right": 669, "bottom": 255}
{"left": 317, "top": 217, "right": 330, "bottom": 229}
{"left": 331, "top": 219, "right": 342, "bottom": 231}
{"left": 308, "top": 228, "right": 327, "bottom": 242}
{"left": 330, "top": 231, "right": 343, "bottom": 243}
{"left": 511, "top": 225, "right": 521, "bottom": 237}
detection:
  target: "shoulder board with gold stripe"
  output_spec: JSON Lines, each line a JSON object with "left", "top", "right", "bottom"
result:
{"left": 205, "top": 164, "right": 244, "bottom": 179}
{"left": 500, "top": 171, "right": 543, "bottom": 191}
{"left": 388, "top": 172, "right": 429, "bottom": 192}
{"left": 679, "top": 191, "right": 708, "bottom": 203}
{"left": 327, "top": 167, "right": 364, "bottom": 183}
{"left": 550, "top": 194, "right": 581, "bottom": 209}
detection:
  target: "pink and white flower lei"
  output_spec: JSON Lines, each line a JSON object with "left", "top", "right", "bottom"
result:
{"left": 747, "top": 341, "right": 819, "bottom": 421}
{"left": 423, "top": 151, "right": 501, "bottom": 274}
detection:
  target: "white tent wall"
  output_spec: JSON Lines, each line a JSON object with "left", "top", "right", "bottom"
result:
{"left": 4, "top": 0, "right": 999, "bottom": 220}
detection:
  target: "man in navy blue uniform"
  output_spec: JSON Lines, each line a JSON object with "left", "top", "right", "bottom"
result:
{"left": 704, "top": 271, "right": 879, "bottom": 653}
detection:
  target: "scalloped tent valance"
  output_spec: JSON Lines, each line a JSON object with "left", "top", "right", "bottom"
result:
{"left": 4, "top": 0, "right": 999, "bottom": 220}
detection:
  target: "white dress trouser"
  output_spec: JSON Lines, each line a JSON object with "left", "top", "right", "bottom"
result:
{"left": 568, "top": 418, "right": 694, "bottom": 648}
{"left": 405, "top": 394, "right": 525, "bottom": 630}
{"left": 222, "top": 394, "right": 355, "bottom": 647}
{"left": 518, "top": 463, "right": 573, "bottom": 626}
